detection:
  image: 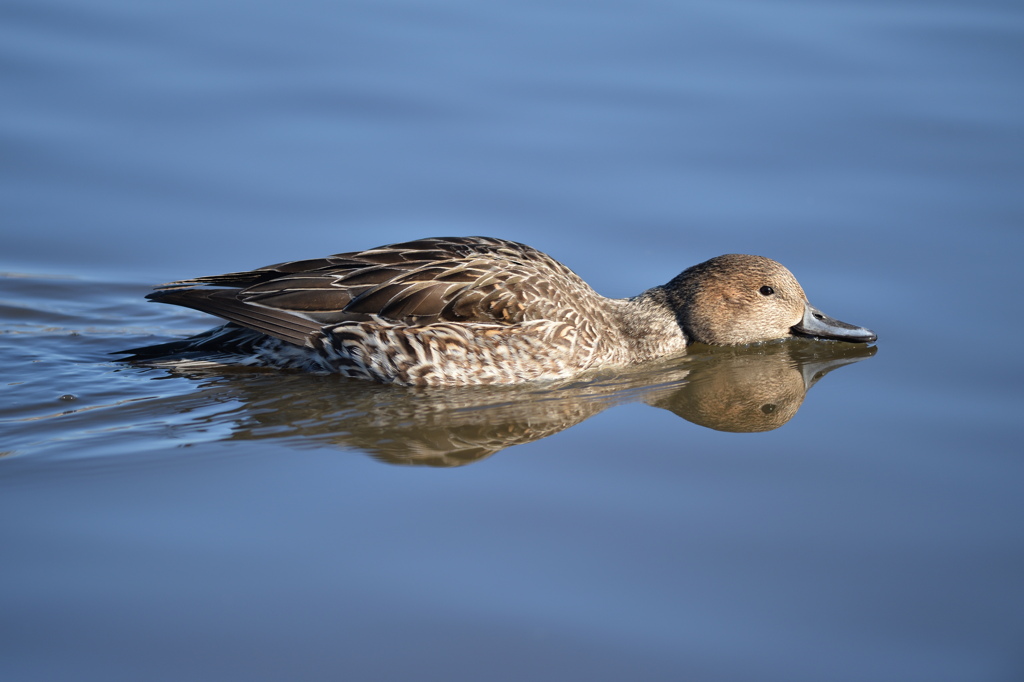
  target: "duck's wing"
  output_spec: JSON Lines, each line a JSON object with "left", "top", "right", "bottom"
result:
{"left": 147, "top": 237, "right": 594, "bottom": 348}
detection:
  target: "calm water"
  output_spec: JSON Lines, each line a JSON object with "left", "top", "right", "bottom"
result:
{"left": 2, "top": 1, "right": 1023, "bottom": 680}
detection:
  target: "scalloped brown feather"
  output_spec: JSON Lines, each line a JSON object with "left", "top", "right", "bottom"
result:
{"left": 152, "top": 237, "right": 597, "bottom": 329}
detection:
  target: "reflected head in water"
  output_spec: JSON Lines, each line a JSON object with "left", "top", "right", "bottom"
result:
{"left": 125, "top": 237, "right": 877, "bottom": 386}
{"left": 648, "top": 340, "right": 877, "bottom": 433}
{"left": 145, "top": 340, "right": 875, "bottom": 466}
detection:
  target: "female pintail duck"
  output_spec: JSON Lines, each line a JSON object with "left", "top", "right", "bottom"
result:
{"left": 130, "top": 236, "right": 876, "bottom": 386}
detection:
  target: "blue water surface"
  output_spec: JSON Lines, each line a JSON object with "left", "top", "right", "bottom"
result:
{"left": 2, "top": 1, "right": 1023, "bottom": 680}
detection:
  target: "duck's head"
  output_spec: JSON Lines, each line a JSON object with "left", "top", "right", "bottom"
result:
{"left": 666, "top": 254, "right": 877, "bottom": 346}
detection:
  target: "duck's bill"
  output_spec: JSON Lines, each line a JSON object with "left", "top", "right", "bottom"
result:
{"left": 792, "top": 303, "right": 877, "bottom": 343}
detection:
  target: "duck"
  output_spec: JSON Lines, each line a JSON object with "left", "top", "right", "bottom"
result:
{"left": 126, "top": 236, "right": 876, "bottom": 386}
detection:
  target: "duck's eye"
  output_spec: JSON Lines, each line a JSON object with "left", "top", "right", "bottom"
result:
{"left": 759, "top": 285, "right": 774, "bottom": 296}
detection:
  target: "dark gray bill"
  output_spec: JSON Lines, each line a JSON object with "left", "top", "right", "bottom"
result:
{"left": 792, "top": 302, "right": 877, "bottom": 343}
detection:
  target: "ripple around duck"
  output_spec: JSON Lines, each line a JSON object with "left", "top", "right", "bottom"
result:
{"left": 0, "top": 272, "right": 875, "bottom": 464}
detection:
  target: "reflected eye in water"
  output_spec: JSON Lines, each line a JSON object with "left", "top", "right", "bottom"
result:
{"left": 138, "top": 339, "right": 876, "bottom": 466}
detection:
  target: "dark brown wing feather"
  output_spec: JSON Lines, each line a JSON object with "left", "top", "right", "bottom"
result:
{"left": 147, "top": 237, "right": 598, "bottom": 347}
{"left": 146, "top": 288, "right": 322, "bottom": 347}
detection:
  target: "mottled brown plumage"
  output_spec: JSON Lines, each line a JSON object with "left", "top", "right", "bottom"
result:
{"left": 131, "top": 236, "right": 876, "bottom": 386}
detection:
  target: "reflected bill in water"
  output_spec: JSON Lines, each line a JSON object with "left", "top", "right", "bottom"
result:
{"left": 138, "top": 339, "right": 875, "bottom": 467}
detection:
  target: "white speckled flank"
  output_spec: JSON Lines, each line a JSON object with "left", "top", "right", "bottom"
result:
{"left": 129, "top": 236, "right": 875, "bottom": 386}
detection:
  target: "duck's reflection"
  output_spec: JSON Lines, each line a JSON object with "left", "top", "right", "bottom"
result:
{"left": 650, "top": 341, "right": 874, "bottom": 433}
{"left": 150, "top": 340, "right": 875, "bottom": 466}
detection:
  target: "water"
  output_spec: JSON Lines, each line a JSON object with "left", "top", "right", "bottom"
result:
{"left": 2, "top": 1, "right": 1023, "bottom": 680}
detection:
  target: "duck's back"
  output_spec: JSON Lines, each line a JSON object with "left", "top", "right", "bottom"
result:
{"left": 144, "top": 237, "right": 621, "bottom": 385}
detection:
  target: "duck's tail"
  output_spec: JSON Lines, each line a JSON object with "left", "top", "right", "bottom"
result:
{"left": 114, "top": 323, "right": 266, "bottom": 362}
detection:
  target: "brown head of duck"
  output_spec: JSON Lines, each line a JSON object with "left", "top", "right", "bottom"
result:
{"left": 657, "top": 254, "right": 876, "bottom": 347}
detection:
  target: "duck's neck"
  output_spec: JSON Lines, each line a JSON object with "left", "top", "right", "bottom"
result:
{"left": 612, "top": 286, "right": 688, "bottom": 362}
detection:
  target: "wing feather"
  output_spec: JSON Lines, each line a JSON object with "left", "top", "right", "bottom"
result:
{"left": 146, "top": 237, "right": 600, "bottom": 348}
{"left": 146, "top": 289, "right": 321, "bottom": 347}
